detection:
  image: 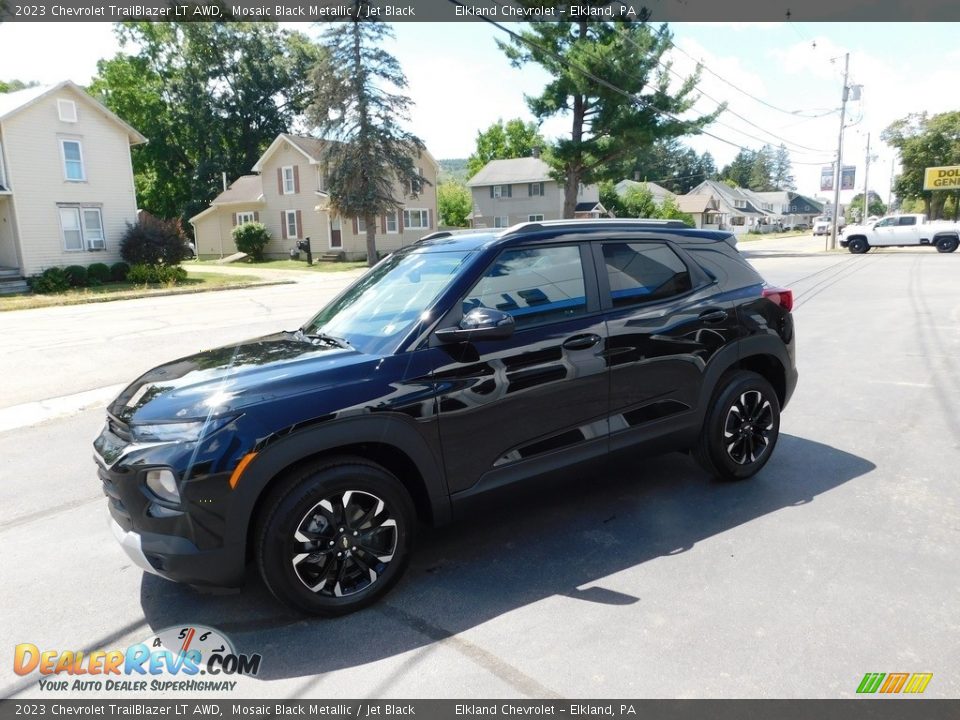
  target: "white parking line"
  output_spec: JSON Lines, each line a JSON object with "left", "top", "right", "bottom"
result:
{"left": 0, "top": 384, "right": 125, "bottom": 433}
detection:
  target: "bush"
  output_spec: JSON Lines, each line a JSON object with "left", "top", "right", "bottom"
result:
{"left": 127, "top": 263, "right": 188, "bottom": 285}
{"left": 120, "top": 215, "right": 189, "bottom": 266}
{"left": 64, "top": 265, "right": 88, "bottom": 287}
{"left": 110, "top": 262, "right": 130, "bottom": 282}
{"left": 232, "top": 222, "right": 270, "bottom": 261}
{"left": 31, "top": 267, "right": 71, "bottom": 294}
{"left": 88, "top": 263, "right": 111, "bottom": 285}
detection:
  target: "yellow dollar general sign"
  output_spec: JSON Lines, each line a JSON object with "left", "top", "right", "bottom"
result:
{"left": 857, "top": 672, "right": 933, "bottom": 694}
{"left": 923, "top": 166, "right": 960, "bottom": 190}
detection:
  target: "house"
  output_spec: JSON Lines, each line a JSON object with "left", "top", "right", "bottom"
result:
{"left": 613, "top": 179, "right": 676, "bottom": 206}
{"left": 686, "top": 180, "right": 772, "bottom": 234}
{"left": 677, "top": 193, "right": 723, "bottom": 229}
{"left": 747, "top": 190, "right": 823, "bottom": 229}
{"left": 190, "top": 133, "right": 439, "bottom": 261}
{"left": 0, "top": 81, "right": 146, "bottom": 290}
{"left": 466, "top": 155, "right": 607, "bottom": 228}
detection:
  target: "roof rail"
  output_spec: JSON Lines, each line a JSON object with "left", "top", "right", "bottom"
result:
{"left": 418, "top": 231, "right": 453, "bottom": 242}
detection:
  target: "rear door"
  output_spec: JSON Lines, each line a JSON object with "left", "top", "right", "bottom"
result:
{"left": 433, "top": 243, "right": 610, "bottom": 495}
{"left": 595, "top": 239, "right": 740, "bottom": 452}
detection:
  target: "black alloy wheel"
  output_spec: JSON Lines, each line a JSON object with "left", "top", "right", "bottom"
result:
{"left": 848, "top": 237, "right": 869, "bottom": 254}
{"left": 936, "top": 236, "right": 958, "bottom": 253}
{"left": 693, "top": 370, "right": 781, "bottom": 481}
{"left": 257, "top": 457, "right": 415, "bottom": 616}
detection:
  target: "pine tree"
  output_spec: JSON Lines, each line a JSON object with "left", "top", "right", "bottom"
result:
{"left": 308, "top": 3, "right": 425, "bottom": 266}
{"left": 772, "top": 144, "right": 796, "bottom": 191}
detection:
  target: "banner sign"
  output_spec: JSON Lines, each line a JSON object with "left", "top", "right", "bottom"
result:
{"left": 821, "top": 166, "right": 856, "bottom": 192}
{"left": 923, "top": 165, "right": 960, "bottom": 190}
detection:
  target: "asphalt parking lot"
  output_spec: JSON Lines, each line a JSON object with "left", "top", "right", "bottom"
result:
{"left": 1, "top": 237, "right": 957, "bottom": 699}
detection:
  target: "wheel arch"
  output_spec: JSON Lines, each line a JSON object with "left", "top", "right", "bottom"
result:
{"left": 224, "top": 415, "right": 451, "bottom": 563}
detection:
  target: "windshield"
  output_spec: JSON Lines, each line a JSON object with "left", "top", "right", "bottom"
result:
{"left": 302, "top": 249, "right": 474, "bottom": 355}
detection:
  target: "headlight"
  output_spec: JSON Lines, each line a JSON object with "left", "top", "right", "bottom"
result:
{"left": 130, "top": 416, "right": 233, "bottom": 443}
{"left": 145, "top": 468, "right": 180, "bottom": 504}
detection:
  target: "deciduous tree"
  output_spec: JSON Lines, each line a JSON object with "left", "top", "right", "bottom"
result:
{"left": 882, "top": 111, "right": 960, "bottom": 219}
{"left": 438, "top": 182, "right": 473, "bottom": 227}
{"left": 466, "top": 118, "right": 546, "bottom": 178}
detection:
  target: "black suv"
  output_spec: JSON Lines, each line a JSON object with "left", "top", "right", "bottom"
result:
{"left": 95, "top": 220, "right": 797, "bottom": 616}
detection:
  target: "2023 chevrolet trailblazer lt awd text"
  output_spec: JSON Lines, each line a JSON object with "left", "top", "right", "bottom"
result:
{"left": 95, "top": 219, "right": 797, "bottom": 616}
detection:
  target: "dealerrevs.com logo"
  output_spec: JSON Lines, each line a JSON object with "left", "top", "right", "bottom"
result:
{"left": 14, "top": 625, "right": 262, "bottom": 693}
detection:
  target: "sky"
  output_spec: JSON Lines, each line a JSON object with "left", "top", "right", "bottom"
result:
{"left": 2, "top": 20, "right": 958, "bottom": 203}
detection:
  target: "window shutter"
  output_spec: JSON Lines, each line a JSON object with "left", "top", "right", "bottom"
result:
{"left": 277, "top": 168, "right": 283, "bottom": 195}
{"left": 506, "top": 185, "right": 512, "bottom": 198}
{"left": 352, "top": 217, "right": 359, "bottom": 234}
{"left": 232, "top": 213, "right": 237, "bottom": 227}
{"left": 296, "top": 210, "right": 302, "bottom": 238}
{"left": 528, "top": 183, "right": 533, "bottom": 196}
{"left": 281, "top": 211, "right": 287, "bottom": 239}
{"left": 381, "top": 215, "right": 386, "bottom": 233}
{"left": 428, "top": 209, "right": 433, "bottom": 229}
{"left": 489, "top": 186, "right": 494, "bottom": 199}
{"left": 253, "top": 211, "right": 259, "bottom": 222}
{"left": 398, "top": 211, "right": 405, "bottom": 232}
{"left": 293, "top": 166, "right": 300, "bottom": 194}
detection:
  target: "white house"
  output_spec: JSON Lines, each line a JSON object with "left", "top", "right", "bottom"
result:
{"left": 0, "top": 81, "right": 146, "bottom": 289}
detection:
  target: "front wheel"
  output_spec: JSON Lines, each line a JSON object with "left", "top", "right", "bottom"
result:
{"left": 847, "top": 237, "right": 869, "bottom": 254}
{"left": 936, "top": 236, "right": 958, "bottom": 253}
{"left": 693, "top": 370, "right": 781, "bottom": 482}
{"left": 256, "top": 457, "right": 416, "bottom": 616}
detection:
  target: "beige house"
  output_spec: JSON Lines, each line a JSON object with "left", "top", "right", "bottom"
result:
{"left": 0, "top": 81, "right": 146, "bottom": 290}
{"left": 190, "top": 134, "right": 439, "bottom": 261}
{"left": 466, "top": 156, "right": 606, "bottom": 228}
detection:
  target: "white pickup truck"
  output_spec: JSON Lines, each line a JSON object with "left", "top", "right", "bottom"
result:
{"left": 840, "top": 214, "right": 960, "bottom": 254}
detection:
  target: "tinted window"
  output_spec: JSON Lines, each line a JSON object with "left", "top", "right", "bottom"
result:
{"left": 898, "top": 216, "right": 917, "bottom": 226}
{"left": 464, "top": 245, "right": 586, "bottom": 329}
{"left": 602, "top": 242, "right": 692, "bottom": 307}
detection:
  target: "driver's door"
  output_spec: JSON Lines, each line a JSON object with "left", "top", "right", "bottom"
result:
{"left": 871, "top": 217, "right": 897, "bottom": 246}
{"left": 432, "top": 243, "right": 609, "bottom": 496}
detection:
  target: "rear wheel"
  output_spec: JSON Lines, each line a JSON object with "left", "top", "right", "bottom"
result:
{"left": 848, "top": 237, "right": 869, "bottom": 254}
{"left": 693, "top": 370, "right": 781, "bottom": 482}
{"left": 256, "top": 457, "right": 416, "bottom": 616}
{"left": 935, "top": 236, "right": 958, "bottom": 253}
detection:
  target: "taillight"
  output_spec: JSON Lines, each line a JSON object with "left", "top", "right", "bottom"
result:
{"left": 762, "top": 286, "right": 794, "bottom": 312}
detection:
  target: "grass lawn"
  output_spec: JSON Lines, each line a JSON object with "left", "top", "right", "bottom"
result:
{"left": 0, "top": 271, "right": 276, "bottom": 312}
{"left": 736, "top": 231, "right": 811, "bottom": 242}
{"left": 189, "top": 258, "right": 369, "bottom": 272}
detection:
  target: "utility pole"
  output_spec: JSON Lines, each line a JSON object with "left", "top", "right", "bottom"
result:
{"left": 889, "top": 158, "right": 896, "bottom": 209}
{"left": 862, "top": 132, "right": 871, "bottom": 222}
{"left": 829, "top": 52, "right": 850, "bottom": 251}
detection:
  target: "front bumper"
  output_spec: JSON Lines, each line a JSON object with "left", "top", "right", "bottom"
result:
{"left": 839, "top": 238, "right": 850, "bottom": 247}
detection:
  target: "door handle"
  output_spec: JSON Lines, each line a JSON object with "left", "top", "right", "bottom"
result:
{"left": 698, "top": 309, "right": 728, "bottom": 323}
{"left": 562, "top": 333, "right": 602, "bottom": 350}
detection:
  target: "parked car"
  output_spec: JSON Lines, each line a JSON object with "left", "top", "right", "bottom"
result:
{"left": 840, "top": 213, "right": 959, "bottom": 253}
{"left": 95, "top": 219, "right": 798, "bottom": 616}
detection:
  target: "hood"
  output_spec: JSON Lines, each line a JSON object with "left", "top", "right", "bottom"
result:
{"left": 109, "top": 332, "right": 377, "bottom": 425}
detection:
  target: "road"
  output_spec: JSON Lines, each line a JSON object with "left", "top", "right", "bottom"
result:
{"left": 1, "top": 237, "right": 958, "bottom": 699}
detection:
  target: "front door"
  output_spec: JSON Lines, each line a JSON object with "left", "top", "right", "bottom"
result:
{"left": 329, "top": 216, "right": 342, "bottom": 249}
{"left": 434, "top": 243, "right": 609, "bottom": 495}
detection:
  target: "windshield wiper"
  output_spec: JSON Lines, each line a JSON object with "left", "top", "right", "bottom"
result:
{"left": 291, "top": 329, "right": 350, "bottom": 348}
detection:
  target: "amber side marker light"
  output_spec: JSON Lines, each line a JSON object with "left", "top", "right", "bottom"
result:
{"left": 229, "top": 452, "right": 258, "bottom": 489}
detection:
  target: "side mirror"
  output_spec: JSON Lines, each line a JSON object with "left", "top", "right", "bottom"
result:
{"left": 435, "top": 307, "right": 515, "bottom": 343}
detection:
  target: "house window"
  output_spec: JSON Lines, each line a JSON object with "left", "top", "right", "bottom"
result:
{"left": 492, "top": 184, "right": 512, "bottom": 199}
{"left": 57, "top": 99, "right": 77, "bottom": 123}
{"left": 285, "top": 210, "right": 299, "bottom": 238}
{"left": 410, "top": 167, "right": 424, "bottom": 195}
{"left": 494, "top": 216, "right": 510, "bottom": 228}
{"left": 357, "top": 217, "right": 370, "bottom": 233}
{"left": 236, "top": 211, "right": 255, "bottom": 225}
{"left": 528, "top": 214, "right": 544, "bottom": 222}
{"left": 386, "top": 210, "right": 398, "bottom": 234}
{"left": 58, "top": 206, "right": 104, "bottom": 251}
{"left": 730, "top": 216, "right": 745, "bottom": 226}
{"left": 529, "top": 182, "right": 544, "bottom": 197}
{"left": 60, "top": 139, "right": 85, "bottom": 181}
{"left": 733, "top": 200, "right": 746, "bottom": 209}
{"left": 403, "top": 209, "right": 429, "bottom": 229}
{"left": 282, "top": 166, "right": 295, "bottom": 194}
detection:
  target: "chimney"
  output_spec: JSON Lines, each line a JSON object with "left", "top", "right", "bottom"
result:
{"left": 531, "top": 146, "right": 541, "bottom": 159}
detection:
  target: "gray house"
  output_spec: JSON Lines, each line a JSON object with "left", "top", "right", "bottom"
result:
{"left": 466, "top": 156, "right": 606, "bottom": 228}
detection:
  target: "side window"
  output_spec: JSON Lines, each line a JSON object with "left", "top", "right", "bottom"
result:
{"left": 464, "top": 245, "right": 587, "bottom": 329}
{"left": 602, "top": 242, "right": 692, "bottom": 307}
{"left": 875, "top": 218, "right": 894, "bottom": 227}
{"left": 897, "top": 216, "right": 916, "bottom": 226}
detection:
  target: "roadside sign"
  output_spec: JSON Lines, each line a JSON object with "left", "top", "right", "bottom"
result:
{"left": 923, "top": 165, "right": 960, "bottom": 190}
{"left": 820, "top": 166, "right": 834, "bottom": 191}
{"left": 840, "top": 165, "right": 856, "bottom": 190}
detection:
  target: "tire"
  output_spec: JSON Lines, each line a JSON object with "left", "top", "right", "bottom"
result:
{"left": 847, "top": 237, "right": 869, "bottom": 254}
{"left": 935, "top": 236, "right": 958, "bottom": 253}
{"left": 693, "top": 370, "right": 781, "bottom": 482}
{"left": 256, "top": 456, "right": 416, "bottom": 616}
